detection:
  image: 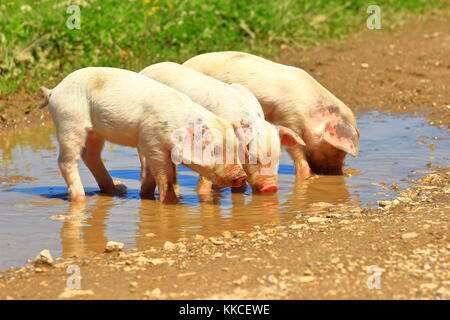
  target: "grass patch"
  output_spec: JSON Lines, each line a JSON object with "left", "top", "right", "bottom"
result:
{"left": 0, "top": 0, "right": 447, "bottom": 95}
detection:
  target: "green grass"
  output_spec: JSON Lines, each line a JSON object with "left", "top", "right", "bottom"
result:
{"left": 0, "top": 0, "right": 447, "bottom": 96}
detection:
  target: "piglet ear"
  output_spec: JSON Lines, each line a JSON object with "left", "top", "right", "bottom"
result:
{"left": 173, "top": 125, "right": 214, "bottom": 165}
{"left": 233, "top": 123, "right": 251, "bottom": 163}
{"left": 277, "top": 126, "right": 305, "bottom": 147}
{"left": 233, "top": 124, "right": 252, "bottom": 145}
{"left": 322, "top": 120, "right": 359, "bottom": 157}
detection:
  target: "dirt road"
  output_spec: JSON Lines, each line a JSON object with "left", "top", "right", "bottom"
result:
{"left": 0, "top": 17, "right": 449, "bottom": 300}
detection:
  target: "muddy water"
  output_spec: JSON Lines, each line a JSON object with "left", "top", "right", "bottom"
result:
{"left": 0, "top": 112, "right": 448, "bottom": 270}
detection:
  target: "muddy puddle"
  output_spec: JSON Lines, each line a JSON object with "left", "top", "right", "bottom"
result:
{"left": 0, "top": 111, "right": 448, "bottom": 270}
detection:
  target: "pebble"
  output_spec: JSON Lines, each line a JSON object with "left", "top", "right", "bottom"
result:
{"left": 222, "top": 231, "right": 232, "bottom": 238}
{"left": 298, "top": 276, "right": 316, "bottom": 283}
{"left": 58, "top": 288, "right": 94, "bottom": 299}
{"left": 145, "top": 233, "right": 155, "bottom": 238}
{"left": 310, "top": 202, "right": 333, "bottom": 209}
{"left": 420, "top": 283, "right": 438, "bottom": 290}
{"left": 267, "top": 275, "right": 278, "bottom": 285}
{"left": 162, "top": 241, "right": 176, "bottom": 251}
{"left": 149, "top": 288, "right": 161, "bottom": 297}
{"left": 361, "top": 63, "right": 369, "bottom": 68}
{"left": 210, "top": 238, "right": 225, "bottom": 245}
{"left": 177, "top": 272, "right": 196, "bottom": 278}
{"left": 136, "top": 256, "right": 149, "bottom": 266}
{"left": 105, "top": 241, "right": 124, "bottom": 252}
{"left": 233, "top": 275, "right": 248, "bottom": 285}
{"left": 34, "top": 249, "right": 54, "bottom": 266}
{"left": 194, "top": 234, "right": 204, "bottom": 240}
{"left": 148, "top": 258, "right": 166, "bottom": 266}
{"left": 307, "top": 217, "right": 327, "bottom": 224}
{"left": 401, "top": 232, "right": 418, "bottom": 240}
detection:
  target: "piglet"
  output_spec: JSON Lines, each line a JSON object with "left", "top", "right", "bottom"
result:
{"left": 184, "top": 51, "right": 360, "bottom": 177}
{"left": 140, "top": 62, "right": 304, "bottom": 193}
{"left": 39, "top": 67, "right": 246, "bottom": 203}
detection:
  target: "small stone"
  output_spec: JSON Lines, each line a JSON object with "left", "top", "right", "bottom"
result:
{"left": 145, "top": 233, "right": 155, "bottom": 238}
{"left": 401, "top": 232, "right": 418, "bottom": 240}
{"left": 303, "top": 269, "right": 313, "bottom": 276}
{"left": 361, "top": 63, "right": 369, "bottom": 69}
{"left": 222, "top": 231, "right": 232, "bottom": 238}
{"left": 420, "top": 283, "right": 437, "bottom": 290}
{"left": 176, "top": 242, "right": 186, "bottom": 252}
{"left": 233, "top": 275, "right": 248, "bottom": 285}
{"left": 129, "top": 281, "right": 138, "bottom": 288}
{"left": 310, "top": 202, "right": 333, "bottom": 209}
{"left": 162, "top": 241, "right": 176, "bottom": 251}
{"left": 378, "top": 200, "right": 391, "bottom": 207}
{"left": 210, "top": 238, "right": 224, "bottom": 245}
{"left": 267, "top": 275, "right": 278, "bottom": 285}
{"left": 298, "top": 276, "right": 315, "bottom": 283}
{"left": 194, "top": 234, "right": 204, "bottom": 240}
{"left": 58, "top": 288, "right": 94, "bottom": 299}
{"left": 34, "top": 249, "right": 54, "bottom": 266}
{"left": 307, "top": 217, "right": 327, "bottom": 224}
{"left": 136, "top": 256, "right": 148, "bottom": 266}
{"left": 105, "top": 241, "right": 124, "bottom": 252}
{"left": 148, "top": 258, "right": 166, "bottom": 266}
{"left": 177, "top": 272, "right": 196, "bottom": 278}
{"left": 151, "top": 288, "right": 161, "bottom": 297}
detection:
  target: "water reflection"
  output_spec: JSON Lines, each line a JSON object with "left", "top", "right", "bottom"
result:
{"left": 1, "top": 112, "right": 449, "bottom": 269}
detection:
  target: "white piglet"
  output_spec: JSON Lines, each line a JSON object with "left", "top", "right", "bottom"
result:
{"left": 140, "top": 62, "right": 304, "bottom": 193}
{"left": 184, "top": 51, "right": 359, "bottom": 177}
{"left": 39, "top": 67, "right": 247, "bottom": 203}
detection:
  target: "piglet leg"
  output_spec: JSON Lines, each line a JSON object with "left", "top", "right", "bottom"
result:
{"left": 197, "top": 175, "right": 213, "bottom": 194}
{"left": 141, "top": 147, "right": 178, "bottom": 204}
{"left": 57, "top": 129, "right": 87, "bottom": 202}
{"left": 140, "top": 160, "right": 156, "bottom": 197}
{"left": 82, "top": 132, "right": 115, "bottom": 194}
{"left": 287, "top": 145, "right": 313, "bottom": 179}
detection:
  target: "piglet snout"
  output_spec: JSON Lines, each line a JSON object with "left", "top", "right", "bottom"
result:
{"left": 260, "top": 184, "right": 278, "bottom": 193}
{"left": 253, "top": 176, "right": 279, "bottom": 193}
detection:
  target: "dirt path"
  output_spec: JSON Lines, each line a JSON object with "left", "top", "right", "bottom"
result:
{"left": 0, "top": 18, "right": 449, "bottom": 300}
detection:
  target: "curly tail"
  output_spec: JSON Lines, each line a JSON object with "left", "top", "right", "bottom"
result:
{"left": 38, "top": 86, "right": 52, "bottom": 108}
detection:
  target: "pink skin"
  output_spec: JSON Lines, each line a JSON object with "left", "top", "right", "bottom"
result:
{"left": 73, "top": 195, "right": 87, "bottom": 202}
{"left": 260, "top": 184, "right": 278, "bottom": 193}
{"left": 196, "top": 176, "right": 213, "bottom": 194}
{"left": 255, "top": 176, "right": 279, "bottom": 193}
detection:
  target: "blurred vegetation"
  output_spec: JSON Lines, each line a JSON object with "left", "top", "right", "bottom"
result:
{"left": 0, "top": 0, "right": 447, "bottom": 96}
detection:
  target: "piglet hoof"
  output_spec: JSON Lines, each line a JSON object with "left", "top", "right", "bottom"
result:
{"left": 140, "top": 193, "right": 156, "bottom": 200}
{"left": 231, "top": 181, "right": 248, "bottom": 193}
{"left": 196, "top": 183, "right": 212, "bottom": 195}
{"left": 98, "top": 185, "right": 116, "bottom": 195}
{"left": 198, "top": 193, "right": 212, "bottom": 202}
{"left": 295, "top": 167, "right": 314, "bottom": 180}
{"left": 159, "top": 194, "right": 179, "bottom": 204}
{"left": 71, "top": 194, "right": 87, "bottom": 202}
